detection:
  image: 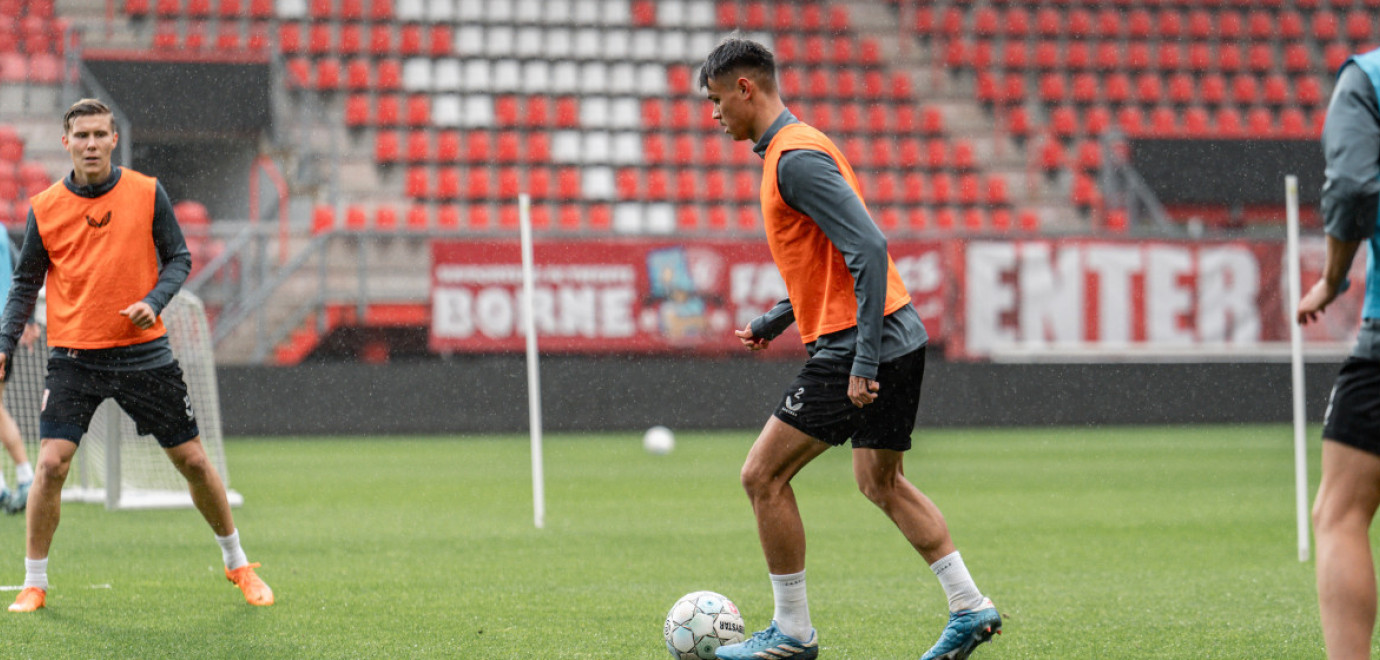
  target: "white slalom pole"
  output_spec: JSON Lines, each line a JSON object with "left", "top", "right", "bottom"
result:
{"left": 519, "top": 193, "right": 545, "bottom": 529}
{"left": 1285, "top": 174, "right": 1309, "bottom": 562}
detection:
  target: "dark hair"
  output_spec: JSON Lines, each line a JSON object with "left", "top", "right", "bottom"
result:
{"left": 698, "top": 37, "right": 777, "bottom": 92}
{"left": 63, "top": 98, "right": 115, "bottom": 134}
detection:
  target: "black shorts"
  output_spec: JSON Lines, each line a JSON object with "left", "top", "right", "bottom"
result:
{"left": 40, "top": 360, "right": 200, "bottom": 448}
{"left": 772, "top": 346, "right": 926, "bottom": 451}
{"left": 1323, "top": 356, "right": 1380, "bottom": 456}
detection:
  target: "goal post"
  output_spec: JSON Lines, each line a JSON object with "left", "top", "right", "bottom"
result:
{"left": 2, "top": 290, "right": 240, "bottom": 510}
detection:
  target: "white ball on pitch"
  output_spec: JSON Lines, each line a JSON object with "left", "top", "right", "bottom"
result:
{"left": 643, "top": 425, "right": 675, "bottom": 455}
{"left": 663, "top": 591, "right": 746, "bottom": 660}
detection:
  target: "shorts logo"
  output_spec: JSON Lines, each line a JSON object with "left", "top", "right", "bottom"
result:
{"left": 85, "top": 211, "right": 112, "bottom": 228}
{"left": 184, "top": 394, "right": 195, "bottom": 421}
{"left": 782, "top": 387, "right": 805, "bottom": 415}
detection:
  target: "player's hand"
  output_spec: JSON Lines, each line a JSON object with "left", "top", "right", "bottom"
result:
{"left": 19, "top": 322, "right": 39, "bottom": 350}
{"left": 848, "top": 376, "right": 879, "bottom": 408}
{"left": 1298, "top": 279, "right": 1342, "bottom": 325}
{"left": 119, "top": 301, "right": 157, "bottom": 330}
{"left": 735, "top": 324, "right": 770, "bottom": 351}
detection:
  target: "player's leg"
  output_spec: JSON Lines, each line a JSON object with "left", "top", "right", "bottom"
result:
{"left": 741, "top": 417, "right": 831, "bottom": 575}
{"left": 0, "top": 381, "right": 34, "bottom": 514}
{"left": 1313, "top": 439, "right": 1380, "bottom": 660}
{"left": 125, "top": 362, "right": 274, "bottom": 606}
{"left": 852, "top": 449, "right": 955, "bottom": 563}
{"left": 9, "top": 437, "right": 78, "bottom": 612}
{"left": 717, "top": 417, "right": 828, "bottom": 660}
{"left": 12, "top": 360, "right": 103, "bottom": 612}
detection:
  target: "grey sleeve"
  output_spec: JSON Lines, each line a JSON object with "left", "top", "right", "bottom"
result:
{"left": 1322, "top": 64, "right": 1380, "bottom": 242}
{"left": 0, "top": 210, "right": 49, "bottom": 356}
{"left": 776, "top": 149, "right": 888, "bottom": 380}
{"left": 749, "top": 298, "right": 795, "bottom": 340}
{"left": 145, "top": 181, "right": 193, "bottom": 316}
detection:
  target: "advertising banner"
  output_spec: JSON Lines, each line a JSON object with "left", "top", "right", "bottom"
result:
{"left": 430, "top": 239, "right": 947, "bottom": 354}
{"left": 954, "top": 237, "right": 1364, "bottom": 360}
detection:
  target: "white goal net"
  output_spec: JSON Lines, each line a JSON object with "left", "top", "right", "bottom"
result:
{"left": 2, "top": 290, "right": 239, "bottom": 510}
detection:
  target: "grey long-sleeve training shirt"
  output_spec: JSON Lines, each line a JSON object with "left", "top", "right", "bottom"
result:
{"left": 1322, "top": 63, "right": 1380, "bottom": 359}
{"left": 746, "top": 109, "right": 927, "bottom": 380}
{"left": 0, "top": 166, "right": 192, "bottom": 369}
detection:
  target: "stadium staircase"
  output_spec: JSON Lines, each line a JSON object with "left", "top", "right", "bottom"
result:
{"left": 1, "top": 0, "right": 1349, "bottom": 363}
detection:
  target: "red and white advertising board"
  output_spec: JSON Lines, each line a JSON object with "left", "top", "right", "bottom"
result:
{"left": 429, "top": 239, "right": 947, "bottom": 355}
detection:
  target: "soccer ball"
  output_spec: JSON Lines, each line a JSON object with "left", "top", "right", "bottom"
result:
{"left": 663, "top": 591, "right": 746, "bottom": 660}
{"left": 643, "top": 425, "right": 675, "bottom": 455}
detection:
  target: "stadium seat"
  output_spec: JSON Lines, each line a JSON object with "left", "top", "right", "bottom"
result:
{"left": 1246, "top": 107, "right": 1275, "bottom": 135}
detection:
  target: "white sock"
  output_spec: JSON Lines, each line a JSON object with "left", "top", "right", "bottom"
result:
{"left": 770, "top": 570, "right": 812, "bottom": 641}
{"left": 15, "top": 462, "right": 32, "bottom": 484}
{"left": 215, "top": 530, "right": 249, "bottom": 570}
{"left": 23, "top": 557, "right": 47, "bottom": 590}
{"left": 0, "top": 471, "right": 7, "bottom": 491}
{"left": 930, "top": 551, "right": 984, "bottom": 612}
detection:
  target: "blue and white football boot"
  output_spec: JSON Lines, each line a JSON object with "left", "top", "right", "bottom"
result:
{"left": 6, "top": 480, "right": 29, "bottom": 514}
{"left": 919, "top": 598, "right": 1002, "bottom": 660}
{"left": 715, "top": 621, "right": 818, "bottom": 660}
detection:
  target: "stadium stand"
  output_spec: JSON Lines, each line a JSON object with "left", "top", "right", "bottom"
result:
{"left": 1, "top": 0, "right": 1348, "bottom": 361}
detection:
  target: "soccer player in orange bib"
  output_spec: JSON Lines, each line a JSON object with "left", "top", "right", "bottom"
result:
{"left": 0, "top": 99, "right": 272, "bottom": 612}
{"left": 700, "top": 39, "right": 999, "bottom": 660}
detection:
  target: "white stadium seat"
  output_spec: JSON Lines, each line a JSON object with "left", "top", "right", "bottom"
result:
{"left": 602, "top": 0, "right": 630, "bottom": 25}
{"left": 485, "top": 0, "right": 512, "bottom": 22}
{"left": 612, "top": 202, "right": 643, "bottom": 233}
{"left": 433, "top": 94, "right": 462, "bottom": 126}
{"left": 486, "top": 25, "right": 515, "bottom": 57}
{"left": 277, "top": 0, "right": 307, "bottom": 19}
{"left": 637, "top": 63, "right": 667, "bottom": 96}
{"left": 461, "top": 59, "right": 490, "bottom": 92}
{"left": 583, "top": 166, "right": 615, "bottom": 199}
{"left": 583, "top": 131, "right": 612, "bottom": 163}
{"left": 657, "top": 0, "right": 685, "bottom": 26}
{"left": 645, "top": 203, "right": 675, "bottom": 233}
{"left": 454, "top": 25, "right": 485, "bottom": 57}
{"left": 513, "top": 0, "right": 542, "bottom": 24}
{"left": 610, "top": 131, "right": 641, "bottom": 164}
{"left": 402, "top": 58, "right": 434, "bottom": 91}
{"left": 608, "top": 97, "right": 638, "bottom": 129}
{"left": 579, "top": 61, "right": 608, "bottom": 95}
{"left": 573, "top": 28, "right": 601, "bottom": 60}
{"left": 630, "top": 29, "right": 659, "bottom": 61}
{"left": 580, "top": 96, "right": 609, "bottom": 129}
{"left": 606, "top": 62, "right": 635, "bottom": 95}
{"left": 456, "top": 0, "right": 482, "bottom": 21}
{"left": 659, "top": 31, "right": 688, "bottom": 63}
{"left": 602, "top": 29, "right": 630, "bottom": 60}
{"left": 514, "top": 27, "right": 543, "bottom": 59}
{"left": 463, "top": 94, "right": 494, "bottom": 127}
{"left": 520, "top": 60, "right": 551, "bottom": 94}
{"left": 550, "top": 60, "right": 579, "bottom": 94}
{"left": 491, "top": 59, "right": 521, "bottom": 93}
{"left": 551, "top": 130, "right": 582, "bottom": 163}
{"left": 425, "top": 0, "right": 454, "bottom": 22}
{"left": 434, "top": 58, "right": 462, "bottom": 92}
{"left": 686, "top": 0, "right": 714, "bottom": 28}
{"left": 544, "top": 28, "right": 572, "bottom": 59}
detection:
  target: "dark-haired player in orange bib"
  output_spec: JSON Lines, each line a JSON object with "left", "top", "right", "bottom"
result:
{"left": 701, "top": 38, "right": 1000, "bottom": 660}
{"left": 0, "top": 98, "right": 273, "bottom": 612}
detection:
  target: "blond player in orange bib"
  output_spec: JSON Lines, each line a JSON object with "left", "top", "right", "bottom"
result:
{"left": 0, "top": 99, "right": 272, "bottom": 612}
{"left": 700, "top": 39, "right": 999, "bottom": 660}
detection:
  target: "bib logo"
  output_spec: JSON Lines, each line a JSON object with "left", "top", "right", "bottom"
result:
{"left": 85, "top": 211, "right": 111, "bottom": 228}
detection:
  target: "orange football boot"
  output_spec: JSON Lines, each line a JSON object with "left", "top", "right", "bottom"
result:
{"left": 8, "top": 586, "right": 45, "bottom": 612}
{"left": 225, "top": 563, "right": 274, "bottom": 606}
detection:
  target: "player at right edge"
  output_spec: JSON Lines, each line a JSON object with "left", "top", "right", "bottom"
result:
{"left": 1299, "top": 46, "right": 1380, "bottom": 660}
{"left": 699, "top": 37, "right": 1000, "bottom": 660}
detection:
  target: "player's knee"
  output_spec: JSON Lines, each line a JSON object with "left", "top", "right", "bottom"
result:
{"left": 170, "top": 451, "right": 213, "bottom": 480}
{"left": 739, "top": 460, "right": 779, "bottom": 500}
{"left": 856, "top": 472, "right": 896, "bottom": 508}
{"left": 35, "top": 453, "right": 71, "bottom": 483}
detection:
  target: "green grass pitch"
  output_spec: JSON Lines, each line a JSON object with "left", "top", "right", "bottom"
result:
{"left": 0, "top": 425, "right": 1352, "bottom": 658}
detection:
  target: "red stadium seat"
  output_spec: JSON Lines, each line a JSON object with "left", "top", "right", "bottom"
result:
{"left": 398, "top": 23, "right": 422, "bottom": 56}
{"left": 345, "top": 94, "right": 370, "bottom": 127}
{"left": 1049, "top": 106, "right": 1078, "bottom": 139}
{"left": 1346, "top": 10, "right": 1372, "bottom": 41}
{"left": 1217, "top": 43, "right": 1243, "bottom": 74}
{"left": 1246, "top": 107, "right": 1275, "bottom": 135}
{"left": 1297, "top": 76, "right": 1323, "bottom": 107}
{"left": 1149, "top": 106, "right": 1178, "bottom": 135}
{"left": 404, "top": 166, "right": 428, "bottom": 198}
{"left": 1313, "top": 11, "right": 1340, "bottom": 41}
{"left": 405, "top": 130, "right": 429, "bottom": 162}
{"left": 1280, "top": 10, "right": 1305, "bottom": 40}
{"left": 1157, "top": 9, "right": 1183, "bottom": 39}
{"left": 1167, "top": 72, "right": 1195, "bottom": 105}
{"left": 405, "top": 205, "right": 428, "bottom": 230}
{"left": 307, "top": 23, "right": 332, "bottom": 55}
{"left": 375, "top": 132, "right": 400, "bottom": 166}
{"left": 1103, "top": 73, "right": 1132, "bottom": 105}
{"left": 1231, "top": 74, "right": 1259, "bottom": 105}
{"left": 1118, "top": 105, "right": 1145, "bottom": 135}
{"left": 1199, "top": 74, "right": 1227, "bottom": 106}
{"left": 1085, "top": 105, "right": 1112, "bottom": 135}
{"left": 375, "top": 94, "right": 401, "bottom": 125}
{"left": 1263, "top": 75, "right": 1289, "bottom": 106}
{"left": 1280, "top": 107, "right": 1309, "bottom": 136}
{"left": 1215, "top": 106, "right": 1244, "bottom": 136}
{"left": 1175, "top": 105, "right": 1208, "bottom": 135}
